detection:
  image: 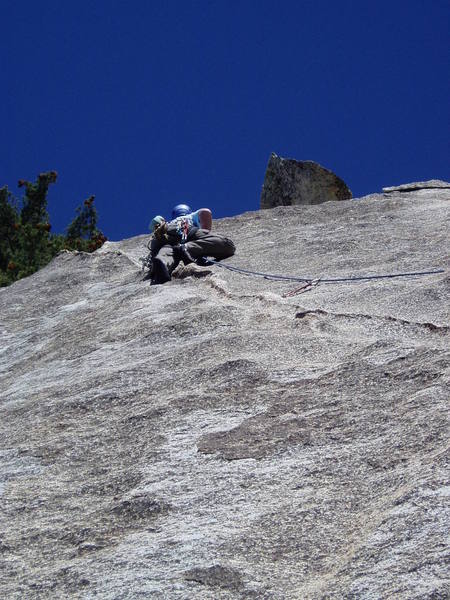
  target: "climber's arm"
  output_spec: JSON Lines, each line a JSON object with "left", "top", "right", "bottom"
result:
{"left": 197, "top": 208, "right": 212, "bottom": 231}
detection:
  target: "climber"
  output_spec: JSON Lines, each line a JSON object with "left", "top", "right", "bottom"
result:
{"left": 171, "top": 203, "right": 213, "bottom": 231}
{"left": 144, "top": 209, "right": 235, "bottom": 285}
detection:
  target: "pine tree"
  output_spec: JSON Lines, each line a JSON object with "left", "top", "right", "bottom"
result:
{"left": 0, "top": 186, "right": 20, "bottom": 285}
{"left": 66, "top": 195, "right": 107, "bottom": 252}
{"left": 0, "top": 172, "right": 107, "bottom": 287}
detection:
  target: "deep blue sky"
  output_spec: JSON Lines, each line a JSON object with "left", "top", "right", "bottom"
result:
{"left": 2, "top": 0, "right": 449, "bottom": 241}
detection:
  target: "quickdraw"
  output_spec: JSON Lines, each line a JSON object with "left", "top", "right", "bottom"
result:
{"left": 282, "top": 279, "right": 321, "bottom": 297}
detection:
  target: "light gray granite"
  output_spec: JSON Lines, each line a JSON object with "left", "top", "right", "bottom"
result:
{"left": 0, "top": 186, "right": 449, "bottom": 599}
{"left": 383, "top": 180, "right": 450, "bottom": 193}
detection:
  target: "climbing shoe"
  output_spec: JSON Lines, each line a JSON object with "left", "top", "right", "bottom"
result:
{"left": 150, "top": 257, "right": 171, "bottom": 285}
{"left": 195, "top": 256, "right": 214, "bottom": 266}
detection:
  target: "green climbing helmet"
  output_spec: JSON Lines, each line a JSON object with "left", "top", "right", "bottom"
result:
{"left": 149, "top": 215, "right": 165, "bottom": 232}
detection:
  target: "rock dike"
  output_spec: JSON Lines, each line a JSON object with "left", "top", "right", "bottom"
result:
{"left": 0, "top": 184, "right": 449, "bottom": 599}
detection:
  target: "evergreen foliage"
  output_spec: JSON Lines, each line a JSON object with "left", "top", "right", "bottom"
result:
{"left": 65, "top": 195, "right": 107, "bottom": 252}
{"left": 0, "top": 171, "right": 107, "bottom": 287}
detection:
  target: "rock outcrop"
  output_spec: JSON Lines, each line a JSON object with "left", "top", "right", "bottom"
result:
{"left": 260, "top": 153, "right": 352, "bottom": 209}
{"left": 383, "top": 179, "right": 450, "bottom": 193}
{"left": 1, "top": 185, "right": 449, "bottom": 599}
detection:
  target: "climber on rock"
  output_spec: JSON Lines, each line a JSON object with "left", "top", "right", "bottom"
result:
{"left": 171, "top": 203, "right": 213, "bottom": 231}
{"left": 144, "top": 205, "right": 235, "bottom": 285}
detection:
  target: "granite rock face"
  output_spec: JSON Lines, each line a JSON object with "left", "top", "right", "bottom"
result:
{"left": 383, "top": 179, "right": 450, "bottom": 193}
{"left": 260, "top": 153, "right": 352, "bottom": 209}
{"left": 1, "top": 185, "right": 449, "bottom": 599}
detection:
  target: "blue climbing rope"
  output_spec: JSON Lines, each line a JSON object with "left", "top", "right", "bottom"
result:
{"left": 208, "top": 260, "right": 445, "bottom": 285}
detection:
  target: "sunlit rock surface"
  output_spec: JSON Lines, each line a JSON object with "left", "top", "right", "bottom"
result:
{"left": 383, "top": 179, "right": 450, "bottom": 193}
{"left": 1, "top": 185, "right": 449, "bottom": 599}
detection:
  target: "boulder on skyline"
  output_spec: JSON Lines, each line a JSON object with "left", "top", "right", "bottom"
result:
{"left": 260, "top": 152, "right": 352, "bottom": 209}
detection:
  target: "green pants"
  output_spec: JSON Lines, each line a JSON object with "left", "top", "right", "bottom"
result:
{"left": 184, "top": 229, "right": 235, "bottom": 260}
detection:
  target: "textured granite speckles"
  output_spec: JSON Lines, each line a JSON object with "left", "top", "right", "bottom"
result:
{"left": 0, "top": 185, "right": 449, "bottom": 599}
{"left": 383, "top": 179, "right": 450, "bottom": 192}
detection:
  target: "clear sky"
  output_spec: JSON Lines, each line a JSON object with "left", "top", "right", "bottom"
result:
{"left": 2, "top": 0, "right": 449, "bottom": 241}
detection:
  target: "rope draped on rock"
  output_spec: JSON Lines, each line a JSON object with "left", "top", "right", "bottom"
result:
{"left": 208, "top": 260, "right": 445, "bottom": 285}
